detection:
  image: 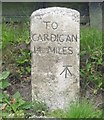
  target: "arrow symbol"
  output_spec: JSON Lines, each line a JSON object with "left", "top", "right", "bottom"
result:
{"left": 60, "top": 65, "right": 72, "bottom": 78}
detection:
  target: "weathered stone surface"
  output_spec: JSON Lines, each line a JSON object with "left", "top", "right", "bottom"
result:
{"left": 31, "top": 7, "right": 80, "bottom": 110}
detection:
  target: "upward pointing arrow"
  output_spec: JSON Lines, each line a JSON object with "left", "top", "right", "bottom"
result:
{"left": 60, "top": 65, "right": 72, "bottom": 78}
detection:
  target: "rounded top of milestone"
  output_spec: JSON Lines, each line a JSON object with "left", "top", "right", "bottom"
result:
{"left": 31, "top": 7, "right": 80, "bottom": 18}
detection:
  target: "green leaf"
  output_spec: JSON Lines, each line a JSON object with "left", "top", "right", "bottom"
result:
{"left": 1, "top": 80, "right": 11, "bottom": 89}
{"left": 0, "top": 82, "right": 2, "bottom": 89}
{"left": 18, "top": 98, "right": 25, "bottom": 105}
{"left": 0, "top": 80, "right": 11, "bottom": 89}
{"left": 0, "top": 93, "right": 3, "bottom": 102}
{"left": 10, "top": 99, "right": 25, "bottom": 112}
{"left": 26, "top": 66, "right": 31, "bottom": 73}
{"left": 19, "top": 102, "right": 33, "bottom": 110}
{"left": 0, "top": 42, "right": 2, "bottom": 50}
{"left": 80, "top": 51, "right": 86, "bottom": 56}
{"left": 2, "top": 92, "right": 9, "bottom": 100}
{"left": 0, "top": 71, "right": 10, "bottom": 81}
{"left": 15, "top": 110, "right": 24, "bottom": 117}
{"left": 0, "top": 103, "right": 3, "bottom": 108}
{"left": 12, "top": 91, "right": 21, "bottom": 99}
{"left": 10, "top": 103, "right": 19, "bottom": 111}
{"left": 0, "top": 111, "right": 10, "bottom": 117}
{"left": 98, "top": 82, "right": 102, "bottom": 88}
{"left": 86, "top": 63, "right": 91, "bottom": 72}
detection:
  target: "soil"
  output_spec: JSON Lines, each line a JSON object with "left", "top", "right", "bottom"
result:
{"left": 7, "top": 79, "right": 32, "bottom": 101}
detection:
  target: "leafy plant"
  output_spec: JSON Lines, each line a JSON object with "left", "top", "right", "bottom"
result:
{"left": 0, "top": 71, "right": 32, "bottom": 118}
{"left": 16, "top": 49, "right": 31, "bottom": 76}
{"left": 1, "top": 91, "right": 33, "bottom": 118}
{"left": 0, "top": 71, "right": 10, "bottom": 89}
{"left": 2, "top": 22, "right": 31, "bottom": 82}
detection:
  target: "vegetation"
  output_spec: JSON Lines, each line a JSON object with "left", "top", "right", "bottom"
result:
{"left": 48, "top": 100, "right": 102, "bottom": 118}
{"left": 1, "top": 22, "right": 103, "bottom": 118}
{"left": 2, "top": 22, "right": 31, "bottom": 82}
{"left": 80, "top": 27, "right": 103, "bottom": 94}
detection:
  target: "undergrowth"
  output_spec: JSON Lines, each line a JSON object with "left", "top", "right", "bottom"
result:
{"left": 80, "top": 27, "right": 103, "bottom": 94}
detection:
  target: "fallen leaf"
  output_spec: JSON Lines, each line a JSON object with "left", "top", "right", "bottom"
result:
{"left": 0, "top": 103, "right": 7, "bottom": 110}
{"left": 11, "top": 98, "right": 16, "bottom": 104}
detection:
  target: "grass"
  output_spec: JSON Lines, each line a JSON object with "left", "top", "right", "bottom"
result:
{"left": 2, "top": 22, "right": 31, "bottom": 79}
{"left": 48, "top": 100, "right": 102, "bottom": 118}
{"left": 80, "top": 26, "right": 103, "bottom": 93}
{"left": 66, "top": 100, "right": 102, "bottom": 118}
{"left": 2, "top": 22, "right": 30, "bottom": 49}
{"left": 80, "top": 26, "right": 102, "bottom": 53}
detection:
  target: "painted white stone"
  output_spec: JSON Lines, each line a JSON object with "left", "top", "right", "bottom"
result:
{"left": 31, "top": 7, "right": 80, "bottom": 110}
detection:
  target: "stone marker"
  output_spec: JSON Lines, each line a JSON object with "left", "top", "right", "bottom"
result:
{"left": 31, "top": 7, "right": 80, "bottom": 110}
